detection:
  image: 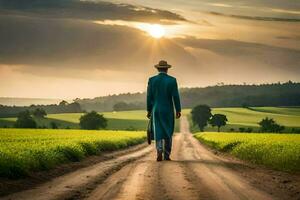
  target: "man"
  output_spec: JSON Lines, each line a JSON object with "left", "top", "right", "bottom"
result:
{"left": 147, "top": 60, "right": 181, "bottom": 161}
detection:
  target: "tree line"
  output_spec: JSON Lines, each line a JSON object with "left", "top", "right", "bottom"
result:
{"left": 76, "top": 81, "right": 300, "bottom": 112}
{"left": 1, "top": 81, "right": 299, "bottom": 117}
{"left": 0, "top": 100, "right": 82, "bottom": 117}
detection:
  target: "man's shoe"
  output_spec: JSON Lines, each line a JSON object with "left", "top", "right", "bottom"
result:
{"left": 164, "top": 157, "right": 171, "bottom": 161}
{"left": 157, "top": 152, "right": 163, "bottom": 162}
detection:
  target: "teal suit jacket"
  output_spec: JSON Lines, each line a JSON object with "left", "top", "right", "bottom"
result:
{"left": 147, "top": 73, "right": 181, "bottom": 140}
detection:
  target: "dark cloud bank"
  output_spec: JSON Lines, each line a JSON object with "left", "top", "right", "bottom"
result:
{"left": 175, "top": 37, "right": 300, "bottom": 73}
{"left": 0, "top": 14, "right": 195, "bottom": 71}
{"left": 0, "top": 0, "right": 193, "bottom": 71}
{"left": 0, "top": 0, "right": 185, "bottom": 23}
{"left": 0, "top": 0, "right": 299, "bottom": 82}
{"left": 209, "top": 11, "right": 300, "bottom": 22}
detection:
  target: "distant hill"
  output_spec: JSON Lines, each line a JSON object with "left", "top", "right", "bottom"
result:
{"left": 76, "top": 81, "right": 300, "bottom": 112}
{"left": 1, "top": 82, "right": 299, "bottom": 114}
{"left": 0, "top": 101, "right": 82, "bottom": 118}
{"left": 0, "top": 97, "right": 64, "bottom": 106}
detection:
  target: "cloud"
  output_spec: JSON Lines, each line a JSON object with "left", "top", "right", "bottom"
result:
{"left": 0, "top": 12, "right": 299, "bottom": 79}
{"left": 276, "top": 35, "right": 300, "bottom": 41}
{"left": 175, "top": 37, "right": 300, "bottom": 73}
{"left": 207, "top": 3, "right": 233, "bottom": 8}
{"left": 0, "top": 13, "right": 196, "bottom": 74}
{"left": 0, "top": 0, "right": 186, "bottom": 23}
{"left": 270, "top": 8, "right": 300, "bottom": 15}
{"left": 208, "top": 11, "right": 300, "bottom": 22}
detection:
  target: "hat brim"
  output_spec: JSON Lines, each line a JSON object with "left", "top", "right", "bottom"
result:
{"left": 155, "top": 64, "right": 172, "bottom": 68}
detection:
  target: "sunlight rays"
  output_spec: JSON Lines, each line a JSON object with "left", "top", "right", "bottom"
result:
{"left": 137, "top": 24, "right": 165, "bottom": 38}
{"left": 94, "top": 20, "right": 173, "bottom": 39}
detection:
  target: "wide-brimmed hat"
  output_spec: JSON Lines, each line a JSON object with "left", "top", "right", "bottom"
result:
{"left": 155, "top": 60, "right": 172, "bottom": 68}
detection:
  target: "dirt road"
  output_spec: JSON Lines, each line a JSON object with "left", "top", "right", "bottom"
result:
{"left": 2, "top": 117, "right": 299, "bottom": 200}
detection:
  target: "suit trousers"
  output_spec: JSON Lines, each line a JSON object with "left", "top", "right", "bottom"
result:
{"left": 156, "top": 137, "right": 172, "bottom": 158}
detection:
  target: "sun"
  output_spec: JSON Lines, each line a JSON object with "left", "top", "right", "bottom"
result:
{"left": 134, "top": 23, "right": 166, "bottom": 39}
{"left": 148, "top": 24, "right": 165, "bottom": 38}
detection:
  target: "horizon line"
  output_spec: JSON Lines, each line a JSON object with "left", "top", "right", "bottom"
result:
{"left": 0, "top": 80, "right": 298, "bottom": 100}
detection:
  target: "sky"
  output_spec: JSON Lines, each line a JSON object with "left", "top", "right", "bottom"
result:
{"left": 0, "top": 0, "right": 299, "bottom": 99}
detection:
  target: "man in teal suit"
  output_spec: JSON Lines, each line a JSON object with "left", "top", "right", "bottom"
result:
{"left": 147, "top": 60, "right": 181, "bottom": 161}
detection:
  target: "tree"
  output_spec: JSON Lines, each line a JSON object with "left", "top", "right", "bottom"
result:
{"left": 79, "top": 111, "right": 107, "bottom": 130}
{"left": 239, "top": 127, "right": 245, "bottom": 132}
{"left": 113, "top": 101, "right": 144, "bottom": 111}
{"left": 246, "top": 127, "right": 253, "bottom": 133}
{"left": 14, "top": 110, "right": 37, "bottom": 128}
{"left": 50, "top": 121, "right": 58, "bottom": 129}
{"left": 113, "top": 102, "right": 128, "bottom": 111}
{"left": 67, "top": 102, "right": 82, "bottom": 112}
{"left": 59, "top": 100, "right": 68, "bottom": 106}
{"left": 258, "top": 117, "right": 285, "bottom": 133}
{"left": 242, "top": 103, "right": 249, "bottom": 108}
{"left": 32, "top": 108, "right": 47, "bottom": 118}
{"left": 291, "top": 128, "right": 300, "bottom": 134}
{"left": 191, "top": 105, "right": 212, "bottom": 131}
{"left": 209, "top": 114, "right": 228, "bottom": 132}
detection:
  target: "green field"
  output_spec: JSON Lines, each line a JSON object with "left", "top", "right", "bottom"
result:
{"left": 0, "top": 111, "right": 147, "bottom": 130}
{"left": 0, "top": 110, "right": 180, "bottom": 131}
{"left": 0, "top": 107, "right": 298, "bottom": 132}
{"left": 47, "top": 111, "right": 149, "bottom": 130}
{"left": 48, "top": 110, "right": 147, "bottom": 122}
{"left": 194, "top": 132, "right": 300, "bottom": 171}
{"left": 0, "top": 128, "right": 146, "bottom": 178}
{"left": 184, "top": 107, "right": 300, "bottom": 132}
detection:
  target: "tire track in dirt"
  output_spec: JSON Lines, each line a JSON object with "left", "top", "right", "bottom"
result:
{"left": 84, "top": 117, "right": 254, "bottom": 200}
{"left": 85, "top": 151, "right": 172, "bottom": 200}
{"left": 84, "top": 124, "right": 201, "bottom": 200}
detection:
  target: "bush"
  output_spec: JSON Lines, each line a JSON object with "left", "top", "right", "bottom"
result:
{"left": 239, "top": 127, "right": 245, "bottom": 132}
{"left": 32, "top": 108, "right": 47, "bottom": 118}
{"left": 258, "top": 117, "right": 285, "bottom": 133}
{"left": 126, "top": 126, "right": 137, "bottom": 131}
{"left": 79, "top": 111, "right": 107, "bottom": 130}
{"left": 291, "top": 128, "right": 300, "bottom": 134}
{"left": 246, "top": 127, "right": 253, "bottom": 133}
{"left": 50, "top": 121, "right": 58, "bottom": 129}
{"left": 14, "top": 110, "right": 37, "bottom": 128}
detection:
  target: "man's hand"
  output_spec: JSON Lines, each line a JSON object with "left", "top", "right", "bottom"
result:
{"left": 176, "top": 112, "right": 181, "bottom": 119}
{"left": 147, "top": 112, "right": 151, "bottom": 119}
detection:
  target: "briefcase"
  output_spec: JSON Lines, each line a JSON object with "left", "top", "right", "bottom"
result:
{"left": 147, "top": 118, "right": 153, "bottom": 145}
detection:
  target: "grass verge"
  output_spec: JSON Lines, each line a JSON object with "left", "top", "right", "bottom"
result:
{"left": 194, "top": 132, "right": 300, "bottom": 172}
{"left": 0, "top": 128, "right": 146, "bottom": 179}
